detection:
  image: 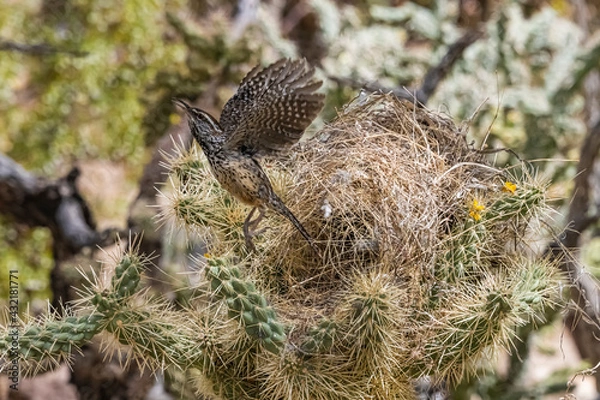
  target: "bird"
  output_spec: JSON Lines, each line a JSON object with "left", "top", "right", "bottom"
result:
{"left": 173, "top": 58, "right": 324, "bottom": 256}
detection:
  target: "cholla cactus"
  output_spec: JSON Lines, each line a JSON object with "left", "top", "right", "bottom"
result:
{"left": 162, "top": 93, "right": 561, "bottom": 399}
{"left": 1, "top": 94, "right": 561, "bottom": 399}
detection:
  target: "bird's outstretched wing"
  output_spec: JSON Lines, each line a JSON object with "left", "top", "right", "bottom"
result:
{"left": 220, "top": 58, "right": 324, "bottom": 157}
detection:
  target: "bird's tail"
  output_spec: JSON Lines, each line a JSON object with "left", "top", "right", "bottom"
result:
{"left": 268, "top": 195, "right": 321, "bottom": 257}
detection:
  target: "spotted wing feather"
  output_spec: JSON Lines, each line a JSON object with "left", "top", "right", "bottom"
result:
{"left": 220, "top": 58, "right": 324, "bottom": 156}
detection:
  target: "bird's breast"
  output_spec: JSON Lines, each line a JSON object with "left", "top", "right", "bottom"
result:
{"left": 206, "top": 152, "right": 272, "bottom": 207}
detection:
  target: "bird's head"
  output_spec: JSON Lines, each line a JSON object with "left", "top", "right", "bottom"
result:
{"left": 173, "top": 98, "right": 224, "bottom": 152}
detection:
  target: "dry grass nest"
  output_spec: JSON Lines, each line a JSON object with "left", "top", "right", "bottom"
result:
{"left": 254, "top": 93, "right": 505, "bottom": 318}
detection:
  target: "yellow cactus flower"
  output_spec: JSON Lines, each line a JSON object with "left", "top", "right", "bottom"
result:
{"left": 502, "top": 181, "right": 517, "bottom": 194}
{"left": 469, "top": 199, "right": 485, "bottom": 221}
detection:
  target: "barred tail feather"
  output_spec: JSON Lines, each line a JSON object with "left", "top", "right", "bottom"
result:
{"left": 268, "top": 195, "right": 321, "bottom": 257}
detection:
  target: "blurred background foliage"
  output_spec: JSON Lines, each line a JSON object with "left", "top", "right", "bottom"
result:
{"left": 1, "top": 0, "right": 600, "bottom": 397}
{"left": 4, "top": 0, "right": 597, "bottom": 173}
{"left": 1, "top": 0, "right": 188, "bottom": 168}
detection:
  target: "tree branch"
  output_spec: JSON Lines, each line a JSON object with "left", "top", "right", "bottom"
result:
{"left": 0, "top": 40, "right": 88, "bottom": 57}
{"left": 0, "top": 153, "right": 110, "bottom": 255}
{"left": 545, "top": 118, "right": 600, "bottom": 387}
{"left": 329, "top": 29, "right": 484, "bottom": 106}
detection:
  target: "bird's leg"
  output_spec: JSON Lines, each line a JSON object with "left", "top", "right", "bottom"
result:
{"left": 243, "top": 207, "right": 258, "bottom": 252}
{"left": 248, "top": 206, "right": 266, "bottom": 232}
{"left": 243, "top": 206, "right": 266, "bottom": 252}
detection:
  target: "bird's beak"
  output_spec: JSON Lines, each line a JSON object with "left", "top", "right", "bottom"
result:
{"left": 172, "top": 98, "right": 191, "bottom": 112}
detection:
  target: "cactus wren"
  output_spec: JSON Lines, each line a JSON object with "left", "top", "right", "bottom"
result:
{"left": 174, "top": 58, "right": 324, "bottom": 255}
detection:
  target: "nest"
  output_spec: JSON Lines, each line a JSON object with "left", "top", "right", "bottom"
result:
{"left": 252, "top": 93, "right": 503, "bottom": 324}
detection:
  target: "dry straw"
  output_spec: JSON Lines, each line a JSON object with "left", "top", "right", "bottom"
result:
{"left": 255, "top": 93, "right": 504, "bottom": 315}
